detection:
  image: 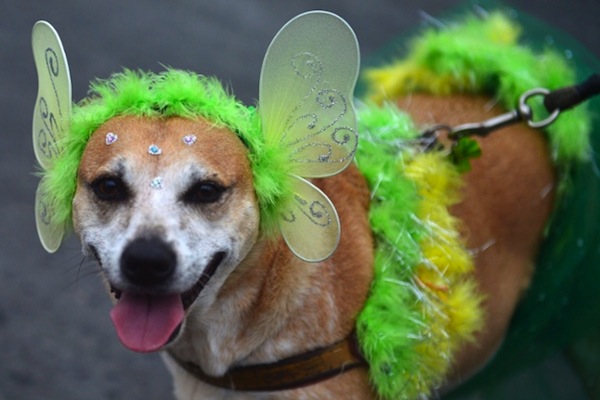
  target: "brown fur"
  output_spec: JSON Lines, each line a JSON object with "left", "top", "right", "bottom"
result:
{"left": 166, "top": 161, "right": 376, "bottom": 399}
{"left": 75, "top": 93, "right": 556, "bottom": 399}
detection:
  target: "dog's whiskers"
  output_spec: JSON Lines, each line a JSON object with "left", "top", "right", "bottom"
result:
{"left": 60, "top": 254, "right": 103, "bottom": 291}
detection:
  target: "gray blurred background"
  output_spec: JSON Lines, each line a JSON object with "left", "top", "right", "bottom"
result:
{"left": 1, "top": 1, "right": 599, "bottom": 399}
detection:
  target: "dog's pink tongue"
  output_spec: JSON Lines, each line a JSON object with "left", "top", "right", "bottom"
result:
{"left": 110, "top": 292, "right": 184, "bottom": 353}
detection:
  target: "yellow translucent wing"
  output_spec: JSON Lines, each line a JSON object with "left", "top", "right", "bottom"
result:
{"left": 279, "top": 176, "right": 341, "bottom": 262}
{"left": 35, "top": 177, "right": 64, "bottom": 253}
{"left": 32, "top": 21, "right": 71, "bottom": 252}
{"left": 32, "top": 20, "right": 71, "bottom": 170}
{"left": 259, "top": 11, "right": 360, "bottom": 178}
{"left": 259, "top": 11, "right": 360, "bottom": 261}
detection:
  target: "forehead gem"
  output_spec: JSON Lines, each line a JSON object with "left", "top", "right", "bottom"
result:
{"left": 105, "top": 132, "right": 118, "bottom": 145}
{"left": 183, "top": 134, "right": 197, "bottom": 146}
{"left": 150, "top": 177, "right": 163, "bottom": 190}
{"left": 148, "top": 144, "right": 162, "bottom": 155}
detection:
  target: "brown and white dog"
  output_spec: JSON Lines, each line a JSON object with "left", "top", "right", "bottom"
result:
{"left": 71, "top": 96, "right": 553, "bottom": 399}
{"left": 35, "top": 13, "right": 558, "bottom": 400}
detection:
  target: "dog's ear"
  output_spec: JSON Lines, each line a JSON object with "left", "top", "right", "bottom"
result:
{"left": 32, "top": 21, "right": 72, "bottom": 253}
{"left": 258, "top": 11, "right": 360, "bottom": 262}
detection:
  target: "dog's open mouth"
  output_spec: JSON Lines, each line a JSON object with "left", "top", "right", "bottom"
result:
{"left": 109, "top": 252, "right": 225, "bottom": 353}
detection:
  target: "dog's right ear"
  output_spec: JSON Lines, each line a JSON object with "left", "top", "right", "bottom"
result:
{"left": 32, "top": 21, "right": 72, "bottom": 253}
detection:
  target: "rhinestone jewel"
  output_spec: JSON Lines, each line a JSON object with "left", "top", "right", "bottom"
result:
{"left": 150, "top": 177, "right": 163, "bottom": 190}
{"left": 105, "top": 132, "right": 118, "bottom": 145}
{"left": 148, "top": 144, "right": 162, "bottom": 155}
{"left": 183, "top": 134, "right": 197, "bottom": 146}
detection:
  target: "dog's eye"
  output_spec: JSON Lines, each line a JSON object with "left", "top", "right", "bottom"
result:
{"left": 183, "top": 181, "right": 225, "bottom": 204}
{"left": 91, "top": 177, "right": 129, "bottom": 202}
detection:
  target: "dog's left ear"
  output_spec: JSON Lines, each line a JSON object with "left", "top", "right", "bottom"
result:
{"left": 32, "top": 21, "right": 72, "bottom": 253}
{"left": 258, "top": 11, "right": 360, "bottom": 262}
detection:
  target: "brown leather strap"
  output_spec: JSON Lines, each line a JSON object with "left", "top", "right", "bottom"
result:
{"left": 168, "top": 334, "right": 367, "bottom": 392}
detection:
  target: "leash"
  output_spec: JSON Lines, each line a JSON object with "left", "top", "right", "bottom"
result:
{"left": 456, "top": 74, "right": 600, "bottom": 137}
{"left": 418, "top": 74, "right": 600, "bottom": 170}
{"left": 168, "top": 333, "right": 367, "bottom": 392}
{"left": 427, "top": 74, "right": 600, "bottom": 140}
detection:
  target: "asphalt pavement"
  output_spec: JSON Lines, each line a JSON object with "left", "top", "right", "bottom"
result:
{"left": 1, "top": 1, "right": 599, "bottom": 399}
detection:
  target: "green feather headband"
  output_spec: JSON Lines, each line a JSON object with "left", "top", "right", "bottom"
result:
{"left": 32, "top": 12, "right": 360, "bottom": 261}
{"left": 43, "top": 69, "right": 289, "bottom": 238}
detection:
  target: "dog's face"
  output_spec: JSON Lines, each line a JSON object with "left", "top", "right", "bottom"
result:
{"left": 72, "top": 115, "right": 260, "bottom": 352}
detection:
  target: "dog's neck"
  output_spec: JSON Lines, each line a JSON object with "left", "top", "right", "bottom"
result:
{"left": 167, "top": 168, "right": 374, "bottom": 379}
{"left": 167, "top": 238, "right": 346, "bottom": 376}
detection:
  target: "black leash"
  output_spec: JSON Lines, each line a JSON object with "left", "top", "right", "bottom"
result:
{"left": 544, "top": 74, "right": 600, "bottom": 114}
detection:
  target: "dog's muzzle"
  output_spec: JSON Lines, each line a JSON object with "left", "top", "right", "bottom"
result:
{"left": 107, "top": 237, "right": 225, "bottom": 353}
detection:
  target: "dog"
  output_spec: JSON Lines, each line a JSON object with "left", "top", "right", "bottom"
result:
{"left": 32, "top": 10, "right": 591, "bottom": 399}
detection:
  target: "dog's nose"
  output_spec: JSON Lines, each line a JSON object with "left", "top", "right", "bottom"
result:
{"left": 120, "top": 237, "right": 177, "bottom": 286}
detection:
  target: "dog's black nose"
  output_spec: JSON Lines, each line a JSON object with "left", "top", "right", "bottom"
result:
{"left": 120, "top": 237, "right": 177, "bottom": 287}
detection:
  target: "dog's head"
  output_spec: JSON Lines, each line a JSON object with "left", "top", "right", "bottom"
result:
{"left": 32, "top": 12, "right": 359, "bottom": 353}
{"left": 72, "top": 115, "right": 259, "bottom": 352}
